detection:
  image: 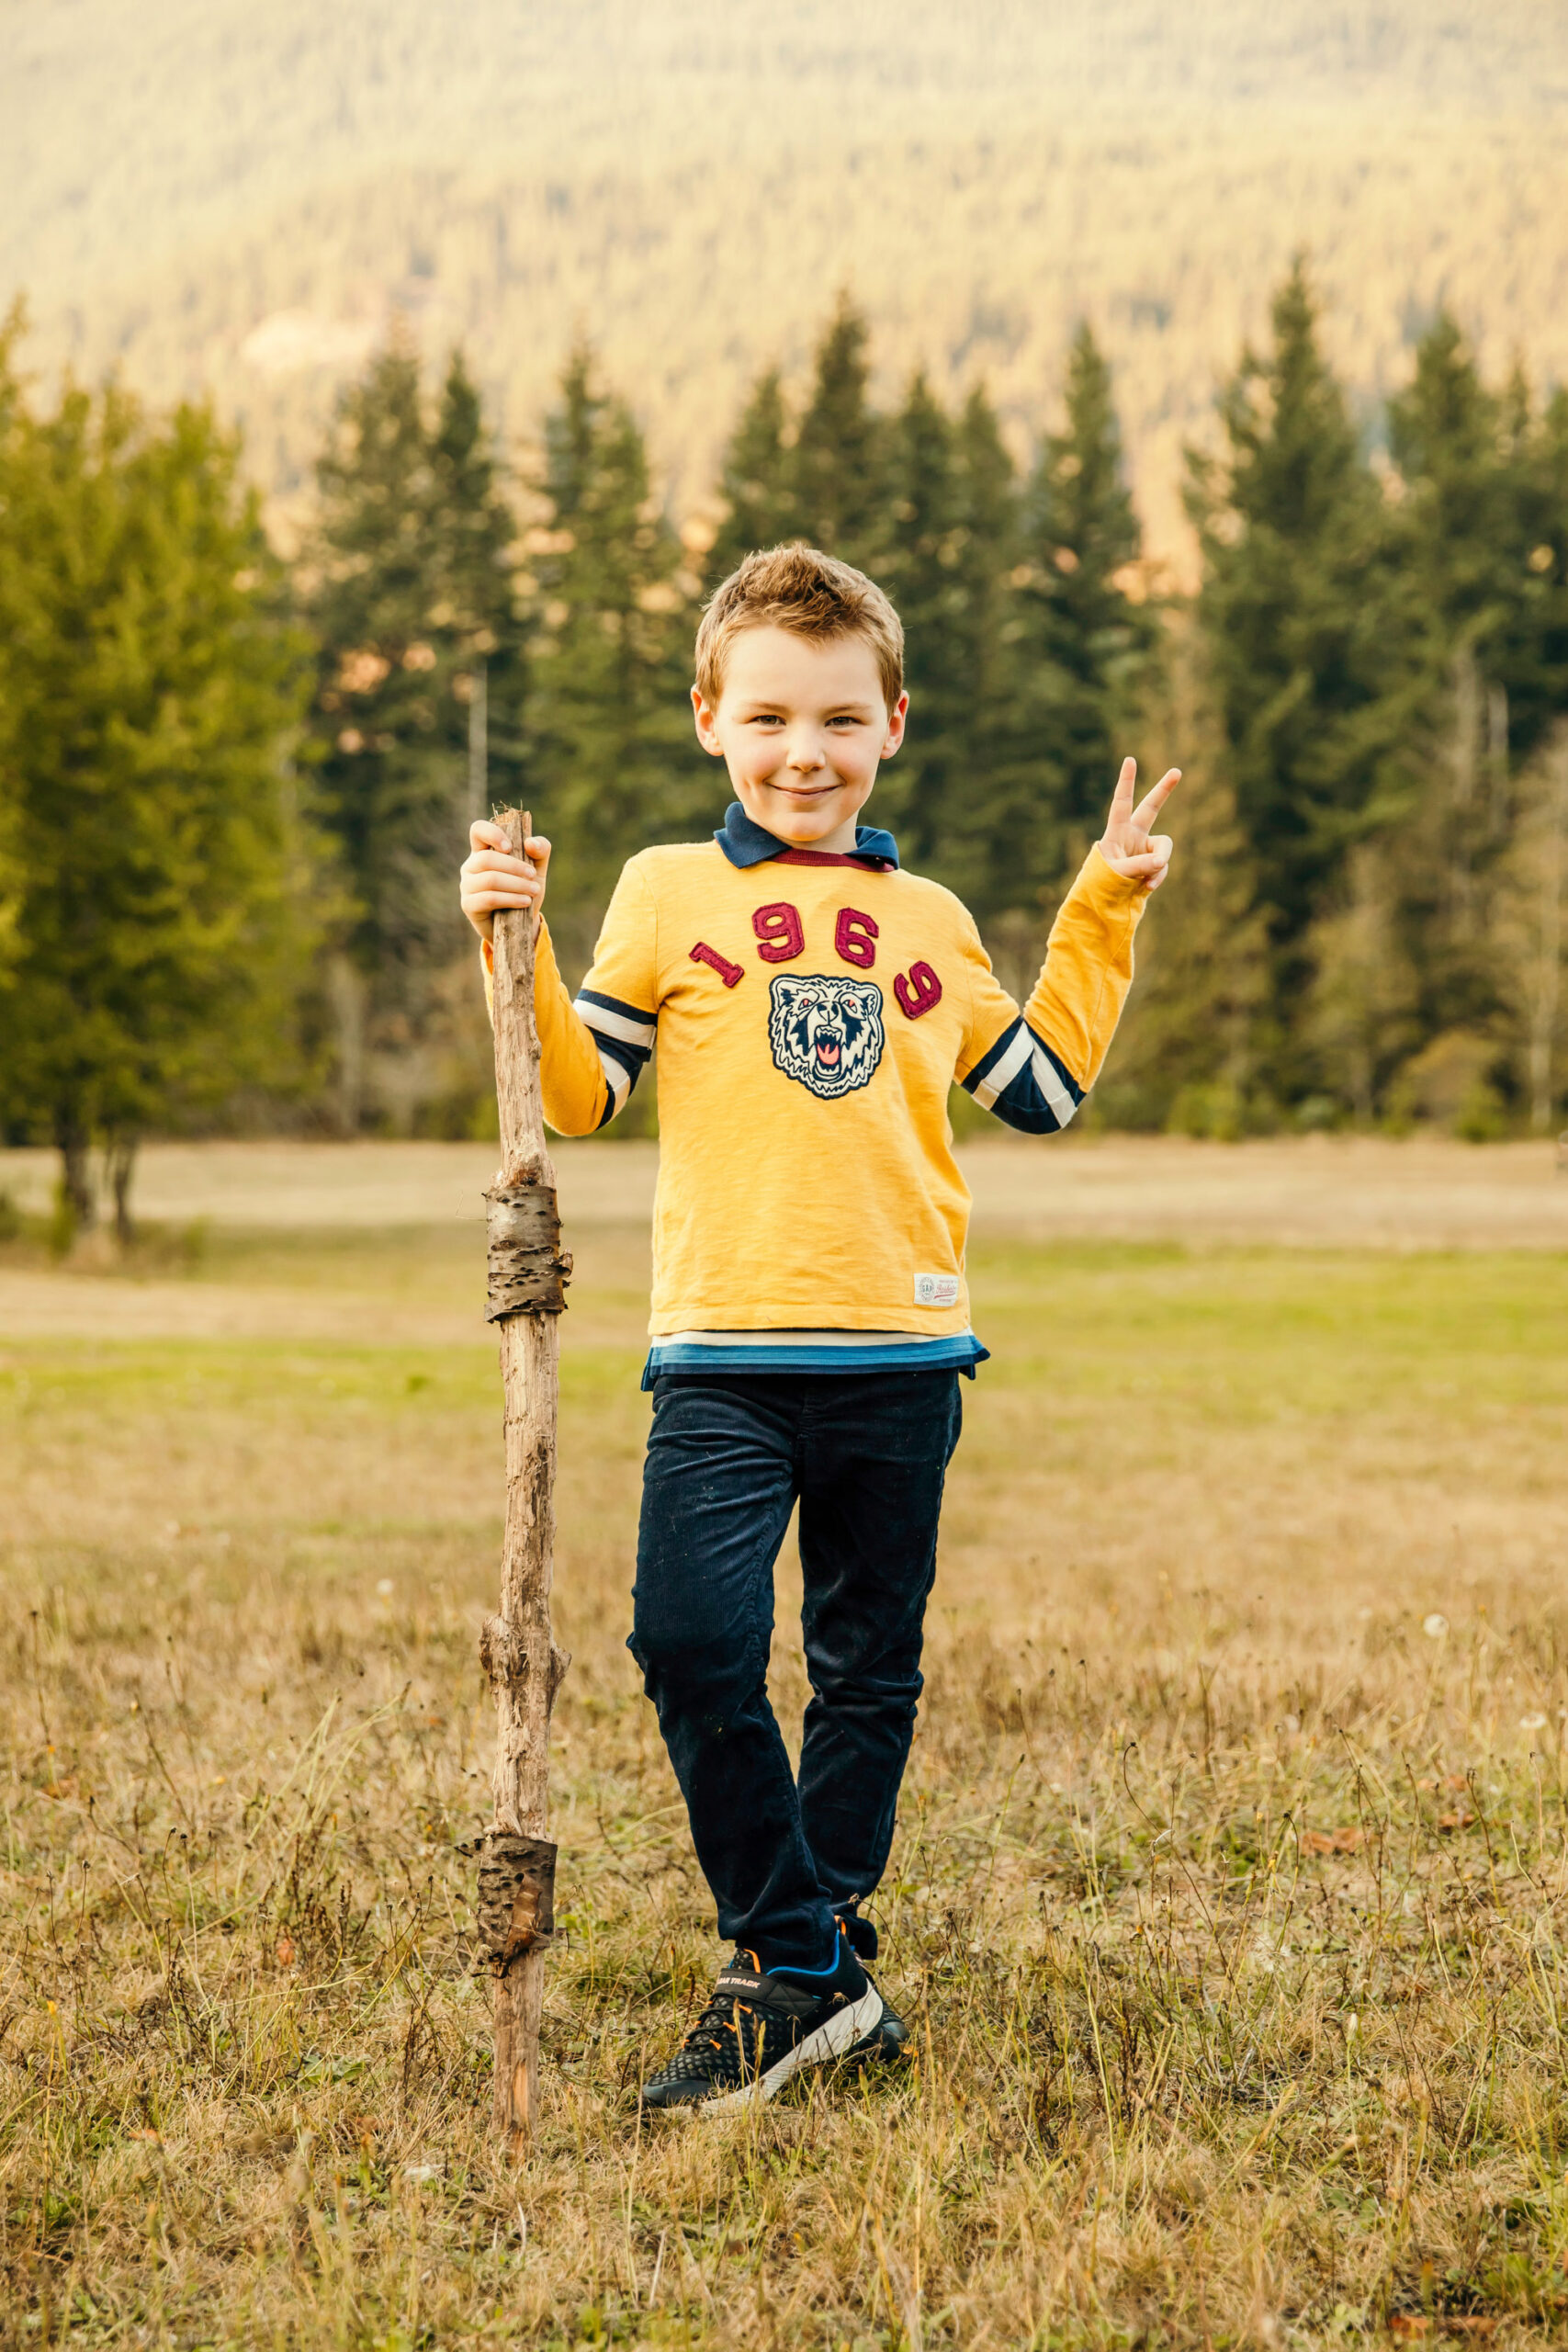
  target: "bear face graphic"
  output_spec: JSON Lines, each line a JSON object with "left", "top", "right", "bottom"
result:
{"left": 768, "top": 973, "right": 886, "bottom": 1100}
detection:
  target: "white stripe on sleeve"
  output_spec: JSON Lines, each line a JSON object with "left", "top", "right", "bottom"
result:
{"left": 575, "top": 997, "right": 656, "bottom": 1048}
{"left": 596, "top": 1046, "right": 632, "bottom": 1112}
{"left": 1030, "top": 1043, "right": 1078, "bottom": 1128}
{"left": 968, "top": 1022, "right": 1033, "bottom": 1110}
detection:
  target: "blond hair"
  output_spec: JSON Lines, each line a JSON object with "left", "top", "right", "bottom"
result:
{"left": 694, "top": 544, "right": 905, "bottom": 712}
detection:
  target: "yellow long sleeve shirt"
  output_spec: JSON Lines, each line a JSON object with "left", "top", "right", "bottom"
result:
{"left": 483, "top": 804, "right": 1147, "bottom": 1375}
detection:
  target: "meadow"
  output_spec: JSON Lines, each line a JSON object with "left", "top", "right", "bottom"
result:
{"left": 3, "top": 1136, "right": 1567, "bottom": 2348}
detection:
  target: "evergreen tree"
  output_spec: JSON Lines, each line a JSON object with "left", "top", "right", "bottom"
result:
{"left": 1303, "top": 842, "right": 1423, "bottom": 1124}
{"left": 1384, "top": 316, "right": 1549, "bottom": 726}
{"left": 1015, "top": 323, "right": 1159, "bottom": 835}
{"left": 0, "top": 322, "right": 19, "bottom": 999}
{"left": 0, "top": 338, "right": 318, "bottom": 1232}
{"left": 707, "top": 368, "right": 795, "bottom": 582}
{"left": 877, "top": 379, "right": 1031, "bottom": 915}
{"left": 944, "top": 387, "right": 1044, "bottom": 926}
{"left": 964, "top": 329, "right": 1157, "bottom": 932}
{"left": 1381, "top": 317, "right": 1520, "bottom": 933}
{"left": 1529, "top": 387, "right": 1568, "bottom": 736}
{"left": 874, "top": 373, "right": 965, "bottom": 875}
{"left": 1188, "top": 260, "right": 1393, "bottom": 980}
{"left": 309, "top": 341, "right": 522, "bottom": 1120}
{"left": 790, "top": 297, "right": 886, "bottom": 568}
{"left": 1347, "top": 317, "right": 1558, "bottom": 1110}
{"left": 1493, "top": 721, "right": 1568, "bottom": 1131}
{"left": 523, "top": 348, "right": 702, "bottom": 922}
{"left": 1091, "top": 621, "right": 1269, "bottom": 1134}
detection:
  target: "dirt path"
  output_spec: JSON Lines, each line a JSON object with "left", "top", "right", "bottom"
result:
{"left": 4, "top": 1133, "right": 1566, "bottom": 1248}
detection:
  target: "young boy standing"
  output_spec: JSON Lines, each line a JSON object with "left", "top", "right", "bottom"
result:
{"left": 460, "top": 546, "right": 1176, "bottom": 2111}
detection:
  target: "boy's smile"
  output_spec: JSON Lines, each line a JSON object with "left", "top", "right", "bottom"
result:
{"left": 692, "top": 626, "right": 908, "bottom": 854}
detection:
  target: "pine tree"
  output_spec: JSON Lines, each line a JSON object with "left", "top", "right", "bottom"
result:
{"left": 874, "top": 374, "right": 964, "bottom": 875}
{"left": 707, "top": 368, "right": 796, "bottom": 582}
{"left": 877, "top": 379, "right": 1031, "bottom": 917}
{"left": 1350, "top": 318, "right": 1559, "bottom": 1109}
{"left": 1494, "top": 721, "right": 1568, "bottom": 1131}
{"left": 968, "top": 329, "right": 1156, "bottom": 933}
{"left": 0, "top": 339, "right": 318, "bottom": 1232}
{"left": 946, "top": 388, "right": 1050, "bottom": 929}
{"left": 790, "top": 297, "right": 886, "bottom": 568}
{"left": 1092, "top": 619, "right": 1269, "bottom": 1134}
{"left": 431, "top": 351, "right": 520, "bottom": 640}
{"left": 1016, "top": 323, "right": 1159, "bottom": 835}
{"left": 1381, "top": 316, "right": 1521, "bottom": 910}
{"left": 1386, "top": 315, "right": 1529, "bottom": 674}
{"left": 309, "top": 341, "right": 522, "bottom": 1125}
{"left": 0, "top": 318, "right": 20, "bottom": 1001}
{"left": 523, "top": 348, "right": 702, "bottom": 928}
{"left": 1528, "top": 387, "right": 1568, "bottom": 737}
{"left": 1303, "top": 842, "right": 1423, "bottom": 1123}
{"left": 1188, "top": 258, "right": 1393, "bottom": 1063}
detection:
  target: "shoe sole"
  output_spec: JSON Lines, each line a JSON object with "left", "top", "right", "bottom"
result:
{"left": 690, "top": 1983, "right": 886, "bottom": 2115}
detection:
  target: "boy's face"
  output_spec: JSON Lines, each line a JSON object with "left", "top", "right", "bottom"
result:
{"left": 692, "top": 627, "right": 908, "bottom": 849}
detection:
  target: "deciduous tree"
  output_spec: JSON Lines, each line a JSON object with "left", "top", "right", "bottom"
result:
{"left": 0, "top": 330, "right": 318, "bottom": 1232}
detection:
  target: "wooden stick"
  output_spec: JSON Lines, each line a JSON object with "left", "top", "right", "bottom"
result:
{"left": 479, "top": 806, "right": 571, "bottom": 2153}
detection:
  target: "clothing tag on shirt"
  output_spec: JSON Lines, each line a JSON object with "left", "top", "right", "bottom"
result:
{"left": 913, "top": 1272, "right": 961, "bottom": 1307}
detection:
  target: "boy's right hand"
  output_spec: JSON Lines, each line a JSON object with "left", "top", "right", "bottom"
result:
{"left": 460, "top": 820, "right": 550, "bottom": 944}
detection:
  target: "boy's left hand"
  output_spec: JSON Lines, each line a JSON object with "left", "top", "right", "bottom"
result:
{"left": 1097, "top": 758, "right": 1179, "bottom": 892}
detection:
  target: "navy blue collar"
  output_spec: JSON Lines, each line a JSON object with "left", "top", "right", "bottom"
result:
{"left": 715, "top": 800, "right": 900, "bottom": 871}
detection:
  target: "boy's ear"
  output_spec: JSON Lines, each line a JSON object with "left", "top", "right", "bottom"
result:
{"left": 881, "top": 691, "right": 910, "bottom": 760}
{"left": 692, "top": 684, "right": 725, "bottom": 757}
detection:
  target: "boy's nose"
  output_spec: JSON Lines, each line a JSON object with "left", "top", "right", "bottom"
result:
{"left": 787, "top": 737, "right": 826, "bottom": 773}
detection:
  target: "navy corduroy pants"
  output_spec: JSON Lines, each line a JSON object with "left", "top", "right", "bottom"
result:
{"left": 628, "top": 1367, "right": 963, "bottom": 1972}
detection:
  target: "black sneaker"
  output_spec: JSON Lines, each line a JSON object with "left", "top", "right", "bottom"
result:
{"left": 641, "top": 1936, "right": 884, "bottom": 2112}
{"left": 833, "top": 1911, "right": 911, "bottom": 2064}
{"left": 845, "top": 1982, "right": 911, "bottom": 2064}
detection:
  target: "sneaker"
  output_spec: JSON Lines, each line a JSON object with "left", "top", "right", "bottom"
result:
{"left": 846, "top": 1982, "right": 911, "bottom": 2064}
{"left": 640, "top": 1935, "right": 884, "bottom": 2113}
{"left": 834, "top": 1910, "right": 911, "bottom": 2066}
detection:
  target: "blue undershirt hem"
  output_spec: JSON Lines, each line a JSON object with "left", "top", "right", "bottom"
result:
{"left": 640, "top": 1333, "right": 989, "bottom": 1391}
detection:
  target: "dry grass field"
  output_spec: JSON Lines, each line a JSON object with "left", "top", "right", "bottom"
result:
{"left": 3, "top": 1137, "right": 1567, "bottom": 2348}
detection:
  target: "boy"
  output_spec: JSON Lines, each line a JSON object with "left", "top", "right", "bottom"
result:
{"left": 460, "top": 545, "right": 1176, "bottom": 2111}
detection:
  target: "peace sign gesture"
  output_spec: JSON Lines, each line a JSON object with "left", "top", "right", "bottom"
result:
{"left": 1096, "top": 757, "right": 1179, "bottom": 892}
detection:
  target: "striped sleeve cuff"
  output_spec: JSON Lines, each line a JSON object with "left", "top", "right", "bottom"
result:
{"left": 962, "top": 1017, "right": 1083, "bottom": 1135}
{"left": 574, "top": 989, "right": 657, "bottom": 1128}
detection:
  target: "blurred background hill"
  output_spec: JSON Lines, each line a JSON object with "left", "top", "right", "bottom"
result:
{"left": 7, "top": 0, "right": 1568, "bottom": 562}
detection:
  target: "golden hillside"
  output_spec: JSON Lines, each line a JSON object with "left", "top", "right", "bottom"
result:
{"left": 6, "top": 0, "right": 1568, "bottom": 560}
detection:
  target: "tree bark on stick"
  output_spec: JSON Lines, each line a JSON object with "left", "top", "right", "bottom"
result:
{"left": 479, "top": 807, "right": 571, "bottom": 2153}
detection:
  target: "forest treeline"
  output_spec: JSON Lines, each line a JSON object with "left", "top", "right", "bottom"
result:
{"left": 1, "top": 263, "right": 1566, "bottom": 1233}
